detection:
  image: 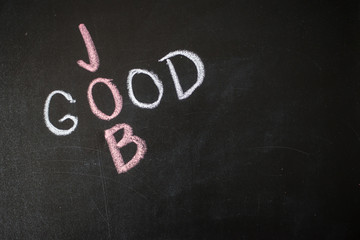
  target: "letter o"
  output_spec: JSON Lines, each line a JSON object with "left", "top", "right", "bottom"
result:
{"left": 87, "top": 78, "right": 123, "bottom": 121}
{"left": 127, "top": 69, "right": 163, "bottom": 109}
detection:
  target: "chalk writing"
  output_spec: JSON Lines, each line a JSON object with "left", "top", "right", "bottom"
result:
{"left": 78, "top": 23, "right": 146, "bottom": 174}
{"left": 44, "top": 23, "right": 205, "bottom": 174}
{"left": 105, "top": 123, "right": 147, "bottom": 174}
{"left": 159, "top": 50, "right": 205, "bottom": 100}
{"left": 77, "top": 23, "right": 100, "bottom": 72}
{"left": 87, "top": 78, "right": 123, "bottom": 121}
{"left": 44, "top": 90, "right": 78, "bottom": 136}
{"left": 127, "top": 69, "right": 163, "bottom": 109}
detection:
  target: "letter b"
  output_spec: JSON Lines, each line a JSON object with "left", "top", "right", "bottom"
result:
{"left": 104, "top": 123, "right": 147, "bottom": 174}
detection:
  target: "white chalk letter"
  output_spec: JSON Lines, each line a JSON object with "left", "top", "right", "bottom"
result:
{"left": 159, "top": 50, "right": 205, "bottom": 100}
{"left": 44, "top": 90, "right": 78, "bottom": 136}
{"left": 127, "top": 69, "right": 163, "bottom": 109}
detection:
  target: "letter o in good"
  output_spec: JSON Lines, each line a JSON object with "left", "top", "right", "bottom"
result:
{"left": 127, "top": 69, "right": 163, "bottom": 109}
{"left": 87, "top": 78, "right": 123, "bottom": 121}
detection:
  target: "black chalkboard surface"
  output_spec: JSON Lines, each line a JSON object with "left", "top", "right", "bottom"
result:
{"left": 1, "top": 0, "right": 359, "bottom": 239}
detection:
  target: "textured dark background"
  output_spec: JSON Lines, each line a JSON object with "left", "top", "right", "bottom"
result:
{"left": 0, "top": 0, "right": 359, "bottom": 239}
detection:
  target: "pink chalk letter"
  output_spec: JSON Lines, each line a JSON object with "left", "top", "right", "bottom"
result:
{"left": 77, "top": 23, "right": 100, "bottom": 72}
{"left": 105, "top": 123, "right": 147, "bottom": 174}
{"left": 87, "top": 78, "right": 122, "bottom": 121}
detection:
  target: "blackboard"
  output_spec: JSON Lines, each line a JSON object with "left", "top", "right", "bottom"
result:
{"left": 1, "top": 0, "right": 359, "bottom": 239}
